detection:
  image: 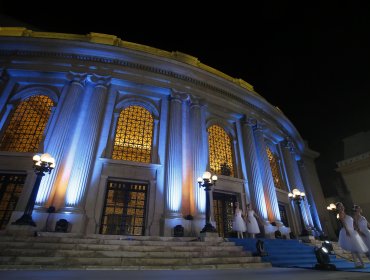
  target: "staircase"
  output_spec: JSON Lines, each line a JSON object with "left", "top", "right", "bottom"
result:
{"left": 229, "top": 238, "right": 370, "bottom": 271}
{"left": 0, "top": 233, "right": 271, "bottom": 270}
{"left": 311, "top": 239, "right": 370, "bottom": 264}
{"left": 230, "top": 238, "right": 319, "bottom": 267}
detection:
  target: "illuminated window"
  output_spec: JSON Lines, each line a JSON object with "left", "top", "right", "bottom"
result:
{"left": 0, "top": 95, "right": 54, "bottom": 152}
{"left": 266, "top": 147, "right": 285, "bottom": 190}
{"left": 208, "top": 125, "right": 234, "bottom": 176}
{"left": 112, "top": 106, "right": 153, "bottom": 163}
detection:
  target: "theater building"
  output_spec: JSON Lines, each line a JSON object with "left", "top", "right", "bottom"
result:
{"left": 0, "top": 28, "right": 329, "bottom": 238}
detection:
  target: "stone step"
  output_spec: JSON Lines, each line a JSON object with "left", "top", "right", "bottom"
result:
{"left": 0, "top": 233, "right": 269, "bottom": 270}
{"left": 0, "top": 237, "right": 235, "bottom": 247}
{"left": 0, "top": 262, "right": 272, "bottom": 270}
{"left": 0, "top": 248, "right": 250, "bottom": 258}
{"left": 0, "top": 242, "right": 246, "bottom": 253}
{"left": 0, "top": 255, "right": 262, "bottom": 266}
{"left": 310, "top": 240, "right": 370, "bottom": 263}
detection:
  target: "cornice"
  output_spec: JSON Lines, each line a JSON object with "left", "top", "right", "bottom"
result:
{"left": 0, "top": 30, "right": 304, "bottom": 151}
{"left": 0, "top": 28, "right": 255, "bottom": 92}
{"left": 336, "top": 152, "right": 370, "bottom": 173}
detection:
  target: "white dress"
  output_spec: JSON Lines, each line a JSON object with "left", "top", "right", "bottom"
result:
{"left": 358, "top": 215, "right": 370, "bottom": 250}
{"left": 246, "top": 210, "right": 260, "bottom": 234}
{"left": 232, "top": 209, "right": 247, "bottom": 232}
{"left": 338, "top": 215, "right": 368, "bottom": 253}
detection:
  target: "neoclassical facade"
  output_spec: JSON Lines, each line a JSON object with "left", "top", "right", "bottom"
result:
{"left": 0, "top": 28, "right": 330, "bottom": 238}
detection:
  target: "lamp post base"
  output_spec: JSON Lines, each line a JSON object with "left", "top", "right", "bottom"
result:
{"left": 12, "top": 214, "right": 36, "bottom": 227}
{"left": 200, "top": 223, "right": 217, "bottom": 233}
{"left": 299, "top": 228, "right": 310, "bottom": 237}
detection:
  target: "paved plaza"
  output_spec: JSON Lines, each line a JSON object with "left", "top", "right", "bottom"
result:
{"left": 0, "top": 267, "right": 369, "bottom": 280}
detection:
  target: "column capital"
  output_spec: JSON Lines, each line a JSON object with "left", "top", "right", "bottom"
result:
{"left": 253, "top": 121, "right": 265, "bottom": 132}
{"left": 282, "top": 137, "right": 295, "bottom": 152}
{"left": 67, "top": 71, "right": 87, "bottom": 86}
{"left": 89, "top": 74, "right": 111, "bottom": 88}
{"left": 189, "top": 95, "right": 206, "bottom": 108}
{"left": 243, "top": 117, "right": 257, "bottom": 127}
{"left": 170, "top": 89, "right": 188, "bottom": 102}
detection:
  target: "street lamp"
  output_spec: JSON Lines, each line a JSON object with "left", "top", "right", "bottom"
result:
{"left": 327, "top": 203, "right": 337, "bottom": 217}
{"left": 288, "top": 188, "right": 309, "bottom": 236}
{"left": 197, "top": 171, "right": 218, "bottom": 233}
{"left": 327, "top": 203, "right": 339, "bottom": 237}
{"left": 12, "top": 153, "right": 55, "bottom": 226}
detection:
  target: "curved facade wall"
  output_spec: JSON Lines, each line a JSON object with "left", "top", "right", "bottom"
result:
{"left": 0, "top": 28, "right": 330, "bottom": 238}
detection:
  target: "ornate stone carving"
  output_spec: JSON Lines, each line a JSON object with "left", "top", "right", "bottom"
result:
{"left": 67, "top": 71, "right": 87, "bottom": 86}
{"left": 89, "top": 74, "right": 111, "bottom": 88}
{"left": 170, "top": 89, "right": 189, "bottom": 103}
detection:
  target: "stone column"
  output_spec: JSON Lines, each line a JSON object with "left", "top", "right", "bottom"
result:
{"left": 0, "top": 70, "right": 15, "bottom": 129}
{"left": 281, "top": 140, "right": 312, "bottom": 228}
{"left": 254, "top": 124, "right": 282, "bottom": 225}
{"left": 35, "top": 72, "right": 87, "bottom": 207}
{"left": 165, "top": 91, "right": 185, "bottom": 218}
{"left": 235, "top": 119, "right": 250, "bottom": 203}
{"left": 190, "top": 97, "right": 207, "bottom": 218}
{"left": 62, "top": 74, "right": 110, "bottom": 212}
{"left": 298, "top": 159, "right": 322, "bottom": 232}
{"left": 241, "top": 118, "right": 268, "bottom": 222}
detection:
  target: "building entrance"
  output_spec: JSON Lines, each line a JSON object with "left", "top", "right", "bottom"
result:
{"left": 0, "top": 174, "right": 25, "bottom": 230}
{"left": 100, "top": 180, "right": 148, "bottom": 236}
{"left": 213, "top": 192, "right": 237, "bottom": 237}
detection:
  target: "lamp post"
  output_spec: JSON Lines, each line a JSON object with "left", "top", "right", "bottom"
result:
{"left": 12, "top": 153, "right": 55, "bottom": 227}
{"left": 288, "top": 188, "right": 309, "bottom": 236}
{"left": 197, "top": 171, "right": 218, "bottom": 233}
{"left": 327, "top": 203, "right": 339, "bottom": 237}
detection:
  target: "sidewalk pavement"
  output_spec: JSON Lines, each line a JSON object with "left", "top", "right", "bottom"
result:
{"left": 0, "top": 267, "right": 369, "bottom": 280}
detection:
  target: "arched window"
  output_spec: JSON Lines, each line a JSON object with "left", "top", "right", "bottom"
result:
{"left": 208, "top": 124, "right": 234, "bottom": 176}
{"left": 0, "top": 95, "right": 54, "bottom": 152}
{"left": 112, "top": 105, "right": 153, "bottom": 163}
{"left": 266, "top": 147, "right": 285, "bottom": 190}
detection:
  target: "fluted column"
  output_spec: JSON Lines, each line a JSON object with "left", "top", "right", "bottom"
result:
{"left": 165, "top": 91, "right": 185, "bottom": 217}
{"left": 36, "top": 72, "right": 87, "bottom": 206}
{"left": 235, "top": 120, "right": 250, "bottom": 202}
{"left": 190, "top": 97, "right": 207, "bottom": 217}
{"left": 298, "top": 160, "right": 322, "bottom": 230}
{"left": 0, "top": 70, "right": 14, "bottom": 129}
{"left": 254, "top": 124, "right": 282, "bottom": 224}
{"left": 281, "top": 140, "right": 311, "bottom": 227}
{"left": 241, "top": 119, "right": 268, "bottom": 221}
{"left": 62, "top": 74, "right": 110, "bottom": 212}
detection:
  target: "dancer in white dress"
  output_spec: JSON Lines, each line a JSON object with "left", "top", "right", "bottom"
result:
{"left": 353, "top": 205, "right": 370, "bottom": 259}
{"left": 336, "top": 202, "right": 368, "bottom": 268}
{"left": 232, "top": 202, "right": 246, "bottom": 238}
{"left": 245, "top": 204, "right": 260, "bottom": 238}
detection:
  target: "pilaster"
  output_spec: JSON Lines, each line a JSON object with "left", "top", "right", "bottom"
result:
{"left": 281, "top": 139, "right": 314, "bottom": 229}
{"left": 165, "top": 90, "right": 187, "bottom": 218}
{"left": 35, "top": 72, "right": 87, "bottom": 208}
{"left": 62, "top": 74, "right": 110, "bottom": 213}
{"left": 241, "top": 118, "right": 268, "bottom": 223}
{"left": 254, "top": 123, "right": 282, "bottom": 225}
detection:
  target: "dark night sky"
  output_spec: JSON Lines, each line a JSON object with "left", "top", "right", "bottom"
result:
{"left": 2, "top": 2, "right": 370, "bottom": 196}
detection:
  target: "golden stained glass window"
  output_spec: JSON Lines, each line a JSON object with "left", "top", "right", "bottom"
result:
{"left": 208, "top": 125, "right": 234, "bottom": 176}
{"left": 112, "top": 106, "right": 153, "bottom": 163}
{"left": 0, "top": 95, "right": 54, "bottom": 152}
{"left": 266, "top": 147, "right": 285, "bottom": 190}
